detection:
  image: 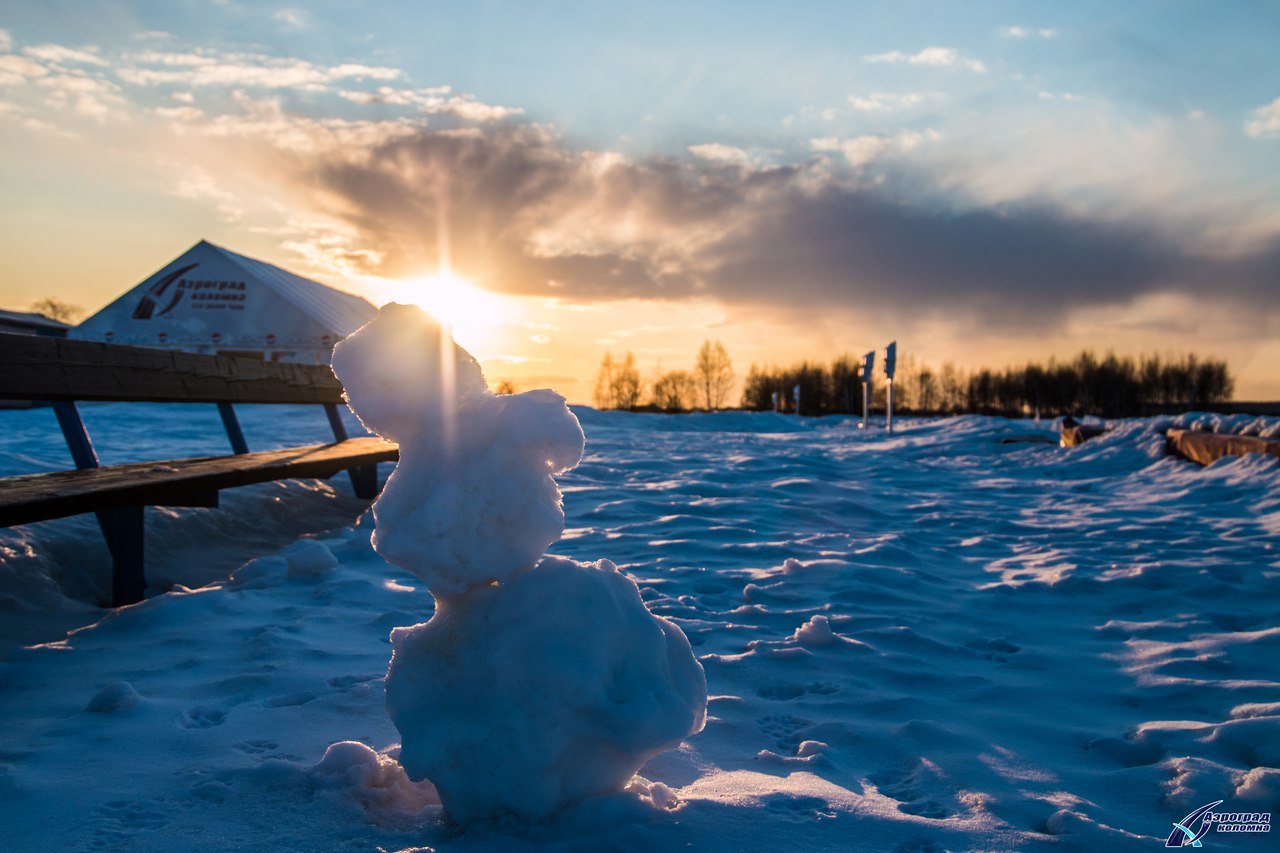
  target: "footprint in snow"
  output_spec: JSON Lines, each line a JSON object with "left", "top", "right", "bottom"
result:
{"left": 757, "top": 714, "right": 812, "bottom": 751}
{"left": 89, "top": 798, "right": 171, "bottom": 841}
{"left": 757, "top": 684, "right": 806, "bottom": 701}
{"left": 760, "top": 792, "right": 837, "bottom": 820}
{"left": 233, "top": 739, "right": 279, "bottom": 755}
{"left": 870, "top": 759, "right": 959, "bottom": 820}
{"left": 261, "top": 692, "right": 315, "bottom": 708}
{"left": 176, "top": 706, "right": 226, "bottom": 729}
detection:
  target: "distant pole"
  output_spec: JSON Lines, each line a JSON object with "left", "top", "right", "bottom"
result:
{"left": 793, "top": 383, "right": 801, "bottom": 416}
{"left": 771, "top": 390, "right": 779, "bottom": 412}
{"left": 886, "top": 380, "right": 894, "bottom": 434}
{"left": 860, "top": 350, "right": 875, "bottom": 428}
{"left": 883, "top": 341, "right": 897, "bottom": 435}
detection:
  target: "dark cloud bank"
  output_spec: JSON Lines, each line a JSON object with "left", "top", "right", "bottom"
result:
{"left": 289, "top": 123, "right": 1278, "bottom": 327}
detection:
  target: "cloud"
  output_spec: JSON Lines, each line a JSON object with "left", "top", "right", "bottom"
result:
{"left": 189, "top": 92, "right": 422, "bottom": 153}
{"left": 687, "top": 143, "right": 751, "bottom": 166}
{"left": 848, "top": 92, "right": 933, "bottom": 111}
{"left": 0, "top": 43, "right": 125, "bottom": 124}
{"left": 338, "top": 85, "right": 521, "bottom": 121}
{"left": 36, "top": 73, "right": 126, "bottom": 119}
{"left": 282, "top": 235, "right": 385, "bottom": 276}
{"left": 172, "top": 167, "right": 244, "bottom": 221}
{"left": 19, "top": 115, "right": 77, "bottom": 137}
{"left": 0, "top": 54, "right": 50, "bottom": 85}
{"left": 23, "top": 44, "right": 107, "bottom": 66}
{"left": 811, "top": 130, "right": 939, "bottom": 168}
{"left": 273, "top": 8, "right": 311, "bottom": 29}
{"left": 865, "top": 47, "right": 986, "bottom": 73}
{"left": 0, "top": 29, "right": 10, "bottom": 52}
{"left": 154, "top": 104, "right": 204, "bottom": 120}
{"left": 1245, "top": 96, "right": 1280, "bottom": 139}
{"left": 5, "top": 31, "right": 1269, "bottom": 338}
{"left": 191, "top": 113, "right": 1276, "bottom": 331}
{"left": 1002, "top": 26, "right": 1057, "bottom": 39}
{"left": 117, "top": 50, "right": 401, "bottom": 90}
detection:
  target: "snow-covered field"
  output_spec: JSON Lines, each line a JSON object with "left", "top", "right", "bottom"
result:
{"left": 1, "top": 405, "right": 1277, "bottom": 851}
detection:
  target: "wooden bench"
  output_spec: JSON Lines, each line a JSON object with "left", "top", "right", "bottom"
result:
{"left": 1059, "top": 416, "right": 1107, "bottom": 447}
{"left": 0, "top": 333, "right": 398, "bottom": 606}
{"left": 1166, "top": 428, "right": 1280, "bottom": 467}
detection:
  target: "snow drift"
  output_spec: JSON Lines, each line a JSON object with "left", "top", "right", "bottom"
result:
{"left": 329, "top": 303, "right": 706, "bottom": 822}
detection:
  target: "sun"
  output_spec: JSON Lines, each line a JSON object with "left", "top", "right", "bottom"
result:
{"left": 373, "top": 269, "right": 504, "bottom": 350}
{"left": 398, "top": 271, "right": 499, "bottom": 329}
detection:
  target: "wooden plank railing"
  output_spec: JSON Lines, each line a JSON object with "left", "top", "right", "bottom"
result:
{"left": 0, "top": 333, "right": 346, "bottom": 403}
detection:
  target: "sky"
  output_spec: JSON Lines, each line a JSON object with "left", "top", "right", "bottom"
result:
{"left": 1, "top": 0, "right": 1278, "bottom": 402}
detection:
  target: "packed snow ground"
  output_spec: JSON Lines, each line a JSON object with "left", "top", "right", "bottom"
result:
{"left": 0, "top": 407, "right": 1278, "bottom": 851}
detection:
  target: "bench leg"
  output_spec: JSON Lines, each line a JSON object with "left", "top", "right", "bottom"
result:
{"left": 323, "top": 403, "right": 382, "bottom": 500}
{"left": 97, "top": 505, "right": 146, "bottom": 606}
{"left": 352, "top": 464, "right": 379, "bottom": 500}
{"left": 217, "top": 403, "right": 250, "bottom": 455}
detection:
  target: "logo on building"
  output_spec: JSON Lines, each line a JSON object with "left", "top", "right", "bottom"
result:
{"left": 1167, "top": 800, "right": 1270, "bottom": 847}
{"left": 131, "top": 262, "right": 249, "bottom": 319}
{"left": 132, "top": 263, "right": 198, "bottom": 320}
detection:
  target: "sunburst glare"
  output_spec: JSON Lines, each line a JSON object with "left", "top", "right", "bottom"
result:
{"left": 370, "top": 270, "right": 507, "bottom": 353}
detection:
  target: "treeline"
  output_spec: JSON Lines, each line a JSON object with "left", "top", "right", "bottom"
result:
{"left": 743, "top": 351, "right": 1233, "bottom": 418}
{"left": 594, "top": 341, "right": 734, "bottom": 411}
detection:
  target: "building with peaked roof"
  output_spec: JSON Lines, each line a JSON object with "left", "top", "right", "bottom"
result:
{"left": 71, "top": 240, "right": 377, "bottom": 363}
{"left": 0, "top": 309, "right": 71, "bottom": 337}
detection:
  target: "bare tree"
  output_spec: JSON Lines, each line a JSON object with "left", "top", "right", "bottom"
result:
{"left": 917, "top": 368, "right": 938, "bottom": 413}
{"left": 593, "top": 352, "right": 616, "bottom": 409}
{"left": 611, "top": 352, "right": 642, "bottom": 410}
{"left": 695, "top": 340, "right": 734, "bottom": 410}
{"left": 594, "top": 351, "right": 641, "bottom": 409}
{"left": 653, "top": 370, "right": 697, "bottom": 412}
{"left": 493, "top": 380, "right": 517, "bottom": 395}
{"left": 30, "top": 297, "right": 84, "bottom": 324}
{"left": 939, "top": 362, "right": 962, "bottom": 413}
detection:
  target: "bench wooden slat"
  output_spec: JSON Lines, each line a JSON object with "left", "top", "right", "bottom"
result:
{"left": 0, "top": 333, "right": 346, "bottom": 404}
{"left": 0, "top": 436, "right": 398, "bottom": 527}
